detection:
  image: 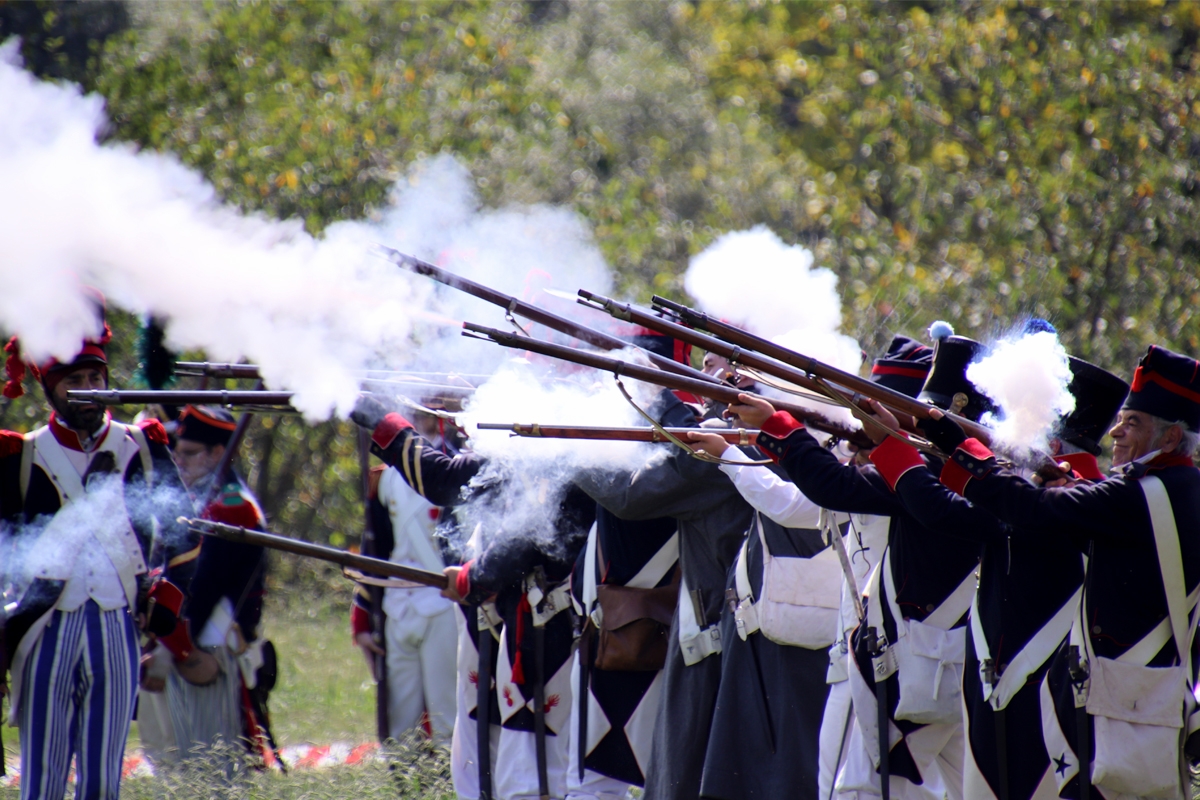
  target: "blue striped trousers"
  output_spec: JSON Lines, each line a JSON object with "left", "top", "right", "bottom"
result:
{"left": 19, "top": 600, "right": 139, "bottom": 800}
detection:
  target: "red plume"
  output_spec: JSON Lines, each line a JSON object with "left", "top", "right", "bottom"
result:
{"left": 3, "top": 338, "right": 25, "bottom": 399}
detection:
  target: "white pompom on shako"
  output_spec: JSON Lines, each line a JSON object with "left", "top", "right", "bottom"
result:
{"left": 928, "top": 320, "right": 955, "bottom": 341}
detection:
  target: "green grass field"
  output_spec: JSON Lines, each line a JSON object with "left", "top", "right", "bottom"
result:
{"left": 2, "top": 590, "right": 453, "bottom": 799}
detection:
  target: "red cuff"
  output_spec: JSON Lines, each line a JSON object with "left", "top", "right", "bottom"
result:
{"left": 159, "top": 619, "right": 196, "bottom": 661}
{"left": 137, "top": 418, "right": 169, "bottom": 446}
{"left": 456, "top": 559, "right": 474, "bottom": 599}
{"left": 760, "top": 411, "right": 804, "bottom": 439}
{"left": 869, "top": 435, "right": 926, "bottom": 491}
{"left": 939, "top": 438, "right": 995, "bottom": 496}
{"left": 351, "top": 604, "right": 370, "bottom": 639}
{"left": 372, "top": 412, "right": 413, "bottom": 450}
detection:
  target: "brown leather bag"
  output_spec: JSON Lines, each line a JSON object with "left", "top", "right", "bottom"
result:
{"left": 590, "top": 568, "right": 680, "bottom": 672}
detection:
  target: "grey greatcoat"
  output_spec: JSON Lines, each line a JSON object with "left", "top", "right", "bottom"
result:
{"left": 573, "top": 392, "right": 754, "bottom": 800}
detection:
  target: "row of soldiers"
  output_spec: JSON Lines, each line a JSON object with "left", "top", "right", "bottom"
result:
{"left": 349, "top": 321, "right": 1200, "bottom": 800}
{"left": 0, "top": 296, "right": 274, "bottom": 798}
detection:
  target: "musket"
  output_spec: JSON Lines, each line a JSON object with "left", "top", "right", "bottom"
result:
{"left": 580, "top": 290, "right": 843, "bottom": 405}
{"left": 358, "top": 428, "right": 390, "bottom": 743}
{"left": 174, "top": 362, "right": 263, "bottom": 380}
{"left": 462, "top": 323, "right": 875, "bottom": 449}
{"left": 183, "top": 518, "right": 449, "bottom": 590}
{"left": 477, "top": 423, "right": 762, "bottom": 446}
{"left": 650, "top": 295, "right": 994, "bottom": 446}
{"left": 176, "top": 361, "right": 489, "bottom": 386}
{"left": 69, "top": 389, "right": 298, "bottom": 410}
{"left": 377, "top": 245, "right": 720, "bottom": 385}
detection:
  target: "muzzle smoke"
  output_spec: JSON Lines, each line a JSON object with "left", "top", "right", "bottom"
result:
{"left": 967, "top": 330, "right": 1076, "bottom": 457}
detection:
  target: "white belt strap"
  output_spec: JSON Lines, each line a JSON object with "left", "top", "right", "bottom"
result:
{"left": 581, "top": 522, "right": 599, "bottom": 616}
{"left": 627, "top": 531, "right": 679, "bottom": 590}
{"left": 524, "top": 573, "right": 572, "bottom": 628}
{"left": 881, "top": 547, "right": 976, "bottom": 633}
{"left": 678, "top": 572, "right": 722, "bottom": 665}
{"left": 972, "top": 582, "right": 1082, "bottom": 710}
{"left": 733, "top": 530, "right": 759, "bottom": 640}
{"left": 1141, "top": 476, "right": 1192, "bottom": 668}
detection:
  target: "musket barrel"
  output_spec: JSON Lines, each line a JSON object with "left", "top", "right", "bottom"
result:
{"left": 650, "top": 295, "right": 993, "bottom": 445}
{"left": 68, "top": 389, "right": 298, "bottom": 407}
{"left": 184, "top": 518, "right": 448, "bottom": 589}
{"left": 463, "top": 322, "right": 874, "bottom": 448}
{"left": 476, "top": 423, "right": 762, "bottom": 445}
{"left": 174, "top": 362, "right": 263, "bottom": 379}
{"left": 379, "top": 246, "right": 719, "bottom": 385}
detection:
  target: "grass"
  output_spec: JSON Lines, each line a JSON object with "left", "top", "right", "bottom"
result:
{"left": 2, "top": 586, "right": 453, "bottom": 799}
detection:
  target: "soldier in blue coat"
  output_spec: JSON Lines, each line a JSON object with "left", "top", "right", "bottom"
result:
{"left": 864, "top": 351, "right": 1129, "bottom": 800}
{"left": 887, "top": 344, "right": 1200, "bottom": 800}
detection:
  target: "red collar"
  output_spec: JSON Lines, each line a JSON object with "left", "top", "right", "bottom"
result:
{"left": 1059, "top": 451, "right": 1104, "bottom": 481}
{"left": 49, "top": 411, "right": 111, "bottom": 452}
{"left": 1146, "top": 451, "right": 1196, "bottom": 471}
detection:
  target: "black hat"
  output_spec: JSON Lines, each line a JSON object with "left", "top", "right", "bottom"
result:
{"left": 918, "top": 335, "right": 995, "bottom": 422}
{"left": 870, "top": 335, "right": 933, "bottom": 398}
{"left": 176, "top": 405, "right": 237, "bottom": 448}
{"left": 1059, "top": 357, "right": 1130, "bottom": 455}
{"left": 1125, "top": 345, "right": 1200, "bottom": 431}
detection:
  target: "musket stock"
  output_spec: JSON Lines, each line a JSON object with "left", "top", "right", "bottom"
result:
{"left": 477, "top": 423, "right": 762, "bottom": 446}
{"left": 378, "top": 245, "right": 718, "bottom": 384}
{"left": 650, "top": 295, "right": 994, "bottom": 446}
{"left": 462, "top": 322, "right": 874, "bottom": 448}
{"left": 184, "top": 518, "right": 448, "bottom": 590}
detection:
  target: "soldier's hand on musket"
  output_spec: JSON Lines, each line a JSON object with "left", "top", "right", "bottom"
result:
{"left": 441, "top": 565, "right": 466, "bottom": 604}
{"left": 726, "top": 393, "right": 775, "bottom": 428}
{"left": 862, "top": 398, "right": 901, "bottom": 446}
{"left": 686, "top": 430, "right": 730, "bottom": 458}
{"left": 349, "top": 393, "right": 394, "bottom": 431}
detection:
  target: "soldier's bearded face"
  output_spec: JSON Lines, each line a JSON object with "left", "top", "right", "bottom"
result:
{"left": 50, "top": 367, "right": 107, "bottom": 434}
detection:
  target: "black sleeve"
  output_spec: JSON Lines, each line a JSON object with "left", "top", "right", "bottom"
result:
{"left": 769, "top": 428, "right": 903, "bottom": 516}
{"left": 371, "top": 429, "right": 484, "bottom": 507}
{"left": 893, "top": 463, "right": 1007, "bottom": 545}
{"left": 183, "top": 537, "right": 265, "bottom": 639}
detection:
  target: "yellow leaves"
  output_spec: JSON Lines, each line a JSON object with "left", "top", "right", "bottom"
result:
{"left": 403, "top": 68, "right": 415, "bottom": 82}
{"left": 462, "top": 33, "right": 476, "bottom": 48}
{"left": 243, "top": 173, "right": 256, "bottom": 186}
{"left": 556, "top": 113, "right": 571, "bottom": 127}
{"left": 1081, "top": 67, "right": 1094, "bottom": 85}
{"left": 277, "top": 169, "right": 298, "bottom": 189}
{"left": 853, "top": 42, "right": 864, "bottom": 60}
{"left": 1000, "top": 103, "right": 1011, "bottom": 118}
{"left": 894, "top": 221, "right": 914, "bottom": 251}
{"left": 1138, "top": 134, "right": 1148, "bottom": 151}
{"left": 1042, "top": 103, "right": 1056, "bottom": 120}
{"left": 1136, "top": 181, "right": 1155, "bottom": 198}
{"left": 932, "top": 141, "right": 969, "bottom": 170}
{"left": 691, "top": 164, "right": 707, "bottom": 180}
{"left": 363, "top": 129, "right": 376, "bottom": 145}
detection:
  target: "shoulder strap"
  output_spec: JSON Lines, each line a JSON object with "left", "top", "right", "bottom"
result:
{"left": 1140, "top": 476, "right": 1191, "bottom": 666}
{"left": 582, "top": 522, "right": 598, "bottom": 609}
{"left": 124, "top": 423, "right": 154, "bottom": 488}
{"left": 626, "top": 531, "right": 679, "bottom": 590}
{"left": 19, "top": 430, "right": 35, "bottom": 504}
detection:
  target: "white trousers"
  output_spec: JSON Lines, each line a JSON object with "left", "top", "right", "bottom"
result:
{"left": 565, "top": 650, "right": 635, "bottom": 800}
{"left": 834, "top": 716, "right": 961, "bottom": 800}
{"left": 495, "top": 727, "right": 570, "bottom": 800}
{"left": 452, "top": 610, "right": 500, "bottom": 800}
{"left": 385, "top": 603, "right": 458, "bottom": 744}
{"left": 819, "top": 679, "right": 855, "bottom": 800}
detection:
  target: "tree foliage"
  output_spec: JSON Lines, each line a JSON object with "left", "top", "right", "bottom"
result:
{"left": 9, "top": 0, "right": 1196, "bottom": 563}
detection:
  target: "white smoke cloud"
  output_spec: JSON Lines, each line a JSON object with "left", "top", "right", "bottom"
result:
{"left": 0, "top": 41, "right": 613, "bottom": 419}
{"left": 683, "top": 225, "right": 863, "bottom": 427}
{"left": 967, "top": 330, "right": 1076, "bottom": 457}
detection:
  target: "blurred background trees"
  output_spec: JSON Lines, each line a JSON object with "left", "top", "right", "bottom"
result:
{"left": 3, "top": 0, "right": 1200, "bottom": 580}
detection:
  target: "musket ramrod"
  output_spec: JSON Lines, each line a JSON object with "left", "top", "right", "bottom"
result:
{"left": 184, "top": 518, "right": 448, "bottom": 590}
